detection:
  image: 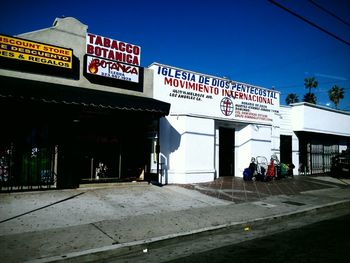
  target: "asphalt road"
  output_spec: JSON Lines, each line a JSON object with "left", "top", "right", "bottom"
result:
{"left": 99, "top": 206, "right": 350, "bottom": 263}
{"left": 168, "top": 212, "right": 350, "bottom": 263}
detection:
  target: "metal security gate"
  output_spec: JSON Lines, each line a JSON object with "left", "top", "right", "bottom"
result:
{"left": 0, "top": 144, "right": 13, "bottom": 189}
{"left": 298, "top": 131, "right": 345, "bottom": 176}
{"left": 0, "top": 144, "right": 57, "bottom": 192}
{"left": 308, "top": 143, "right": 339, "bottom": 175}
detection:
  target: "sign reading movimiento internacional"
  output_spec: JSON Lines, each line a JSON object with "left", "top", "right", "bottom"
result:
{"left": 85, "top": 33, "right": 141, "bottom": 83}
{"left": 0, "top": 34, "right": 72, "bottom": 69}
{"left": 150, "top": 63, "right": 280, "bottom": 124}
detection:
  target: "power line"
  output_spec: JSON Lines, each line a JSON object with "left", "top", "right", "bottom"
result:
{"left": 278, "top": 79, "right": 350, "bottom": 89}
{"left": 307, "top": 0, "right": 350, "bottom": 27}
{"left": 268, "top": 0, "right": 350, "bottom": 46}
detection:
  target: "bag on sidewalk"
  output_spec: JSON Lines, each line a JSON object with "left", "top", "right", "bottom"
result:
{"left": 243, "top": 168, "right": 253, "bottom": 181}
{"left": 267, "top": 159, "right": 275, "bottom": 178}
{"left": 256, "top": 166, "right": 268, "bottom": 182}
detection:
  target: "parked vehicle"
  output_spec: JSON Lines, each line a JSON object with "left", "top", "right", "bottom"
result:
{"left": 330, "top": 148, "right": 350, "bottom": 178}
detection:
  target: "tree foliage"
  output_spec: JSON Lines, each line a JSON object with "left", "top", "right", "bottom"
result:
{"left": 304, "top": 77, "right": 318, "bottom": 94}
{"left": 303, "top": 93, "right": 317, "bottom": 104}
{"left": 328, "top": 85, "right": 345, "bottom": 109}
{"left": 303, "top": 77, "right": 318, "bottom": 104}
{"left": 285, "top": 93, "right": 299, "bottom": 105}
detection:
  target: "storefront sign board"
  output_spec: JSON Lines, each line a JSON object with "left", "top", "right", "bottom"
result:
{"left": 151, "top": 64, "right": 280, "bottom": 124}
{"left": 0, "top": 34, "right": 72, "bottom": 69}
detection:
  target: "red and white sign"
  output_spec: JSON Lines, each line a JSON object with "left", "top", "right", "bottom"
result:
{"left": 86, "top": 33, "right": 141, "bottom": 66}
{"left": 151, "top": 63, "right": 280, "bottom": 125}
{"left": 86, "top": 55, "right": 139, "bottom": 83}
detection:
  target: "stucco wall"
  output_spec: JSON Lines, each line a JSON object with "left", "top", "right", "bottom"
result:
{"left": 279, "top": 106, "right": 299, "bottom": 174}
{"left": 160, "top": 115, "right": 215, "bottom": 184}
{"left": 291, "top": 103, "right": 350, "bottom": 137}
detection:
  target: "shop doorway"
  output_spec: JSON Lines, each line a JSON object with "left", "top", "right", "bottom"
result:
{"left": 219, "top": 127, "right": 235, "bottom": 177}
{"left": 280, "top": 135, "right": 292, "bottom": 164}
{"left": 70, "top": 111, "right": 154, "bottom": 184}
{"left": 77, "top": 138, "right": 120, "bottom": 183}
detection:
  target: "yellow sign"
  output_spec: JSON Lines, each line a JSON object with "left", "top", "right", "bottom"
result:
{"left": 0, "top": 34, "right": 72, "bottom": 69}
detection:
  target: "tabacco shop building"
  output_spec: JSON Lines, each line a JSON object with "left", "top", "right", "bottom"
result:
{"left": 150, "top": 63, "right": 350, "bottom": 184}
{"left": 0, "top": 17, "right": 170, "bottom": 191}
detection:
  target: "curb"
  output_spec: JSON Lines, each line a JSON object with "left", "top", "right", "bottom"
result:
{"left": 78, "top": 181, "right": 149, "bottom": 190}
{"left": 26, "top": 199, "right": 350, "bottom": 263}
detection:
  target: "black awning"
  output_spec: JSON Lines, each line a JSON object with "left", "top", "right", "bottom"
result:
{"left": 0, "top": 76, "right": 170, "bottom": 116}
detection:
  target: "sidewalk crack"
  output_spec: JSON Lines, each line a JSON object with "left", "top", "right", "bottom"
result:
{"left": 91, "top": 223, "right": 119, "bottom": 244}
{"left": 0, "top": 192, "right": 85, "bottom": 224}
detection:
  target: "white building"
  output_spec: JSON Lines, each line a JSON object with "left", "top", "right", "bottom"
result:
{"left": 150, "top": 63, "right": 350, "bottom": 184}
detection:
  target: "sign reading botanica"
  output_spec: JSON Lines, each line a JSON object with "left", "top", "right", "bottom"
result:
{"left": 86, "top": 33, "right": 141, "bottom": 66}
{"left": 85, "top": 33, "right": 142, "bottom": 88}
{"left": 86, "top": 55, "right": 140, "bottom": 83}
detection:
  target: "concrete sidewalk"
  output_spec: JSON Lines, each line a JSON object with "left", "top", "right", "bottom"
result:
{"left": 0, "top": 177, "right": 350, "bottom": 263}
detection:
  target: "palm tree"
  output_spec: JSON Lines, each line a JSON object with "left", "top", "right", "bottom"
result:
{"left": 285, "top": 93, "right": 299, "bottom": 105}
{"left": 304, "top": 77, "right": 318, "bottom": 94}
{"left": 328, "top": 85, "right": 345, "bottom": 109}
{"left": 303, "top": 77, "right": 318, "bottom": 104}
{"left": 303, "top": 93, "right": 317, "bottom": 104}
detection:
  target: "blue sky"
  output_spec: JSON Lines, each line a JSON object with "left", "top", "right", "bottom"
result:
{"left": 1, "top": 0, "right": 349, "bottom": 109}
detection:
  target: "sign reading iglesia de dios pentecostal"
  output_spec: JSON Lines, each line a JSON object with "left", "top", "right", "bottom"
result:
{"left": 151, "top": 64, "right": 280, "bottom": 124}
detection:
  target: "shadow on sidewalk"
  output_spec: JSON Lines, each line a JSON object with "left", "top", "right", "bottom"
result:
{"left": 176, "top": 176, "right": 347, "bottom": 203}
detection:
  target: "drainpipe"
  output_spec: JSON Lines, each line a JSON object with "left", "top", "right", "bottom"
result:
{"left": 156, "top": 118, "right": 161, "bottom": 184}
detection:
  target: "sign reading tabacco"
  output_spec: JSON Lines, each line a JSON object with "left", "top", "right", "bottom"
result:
{"left": 151, "top": 64, "right": 280, "bottom": 124}
{"left": 85, "top": 33, "right": 142, "bottom": 85}
{"left": 0, "top": 34, "right": 72, "bottom": 69}
{"left": 86, "top": 33, "right": 141, "bottom": 66}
